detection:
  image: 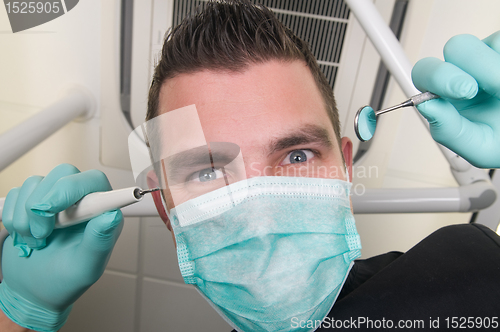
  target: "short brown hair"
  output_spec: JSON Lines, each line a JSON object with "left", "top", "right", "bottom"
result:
{"left": 146, "top": 0, "right": 342, "bottom": 147}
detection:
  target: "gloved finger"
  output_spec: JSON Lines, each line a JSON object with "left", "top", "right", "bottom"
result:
{"left": 415, "top": 98, "right": 493, "bottom": 168}
{"left": 13, "top": 176, "right": 46, "bottom": 251}
{"left": 2, "top": 187, "right": 31, "bottom": 256}
{"left": 444, "top": 34, "right": 500, "bottom": 100}
{"left": 412, "top": 57, "right": 478, "bottom": 100}
{"left": 420, "top": 97, "right": 497, "bottom": 169}
{"left": 446, "top": 89, "right": 500, "bottom": 125}
{"left": 2, "top": 187, "right": 20, "bottom": 236}
{"left": 30, "top": 169, "right": 112, "bottom": 216}
{"left": 25, "top": 163, "right": 81, "bottom": 240}
{"left": 76, "top": 210, "right": 123, "bottom": 282}
{"left": 482, "top": 30, "right": 500, "bottom": 54}
{"left": 416, "top": 98, "right": 469, "bottom": 142}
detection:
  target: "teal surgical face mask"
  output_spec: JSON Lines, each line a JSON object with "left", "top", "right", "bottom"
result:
{"left": 169, "top": 176, "right": 361, "bottom": 332}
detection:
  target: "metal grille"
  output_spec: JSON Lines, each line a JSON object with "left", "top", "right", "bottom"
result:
{"left": 172, "top": 0, "right": 205, "bottom": 27}
{"left": 172, "top": 0, "right": 350, "bottom": 88}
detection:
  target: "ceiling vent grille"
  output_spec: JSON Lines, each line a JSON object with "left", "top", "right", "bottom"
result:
{"left": 172, "top": 0, "right": 350, "bottom": 89}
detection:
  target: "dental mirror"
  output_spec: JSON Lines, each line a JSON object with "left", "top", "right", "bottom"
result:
{"left": 354, "top": 91, "right": 440, "bottom": 142}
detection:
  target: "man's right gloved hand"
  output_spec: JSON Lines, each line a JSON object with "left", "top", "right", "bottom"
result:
{"left": 0, "top": 164, "right": 123, "bottom": 332}
{"left": 411, "top": 31, "right": 500, "bottom": 169}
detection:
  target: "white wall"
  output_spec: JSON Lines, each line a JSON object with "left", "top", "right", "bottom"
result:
{"left": 1, "top": 0, "right": 499, "bottom": 331}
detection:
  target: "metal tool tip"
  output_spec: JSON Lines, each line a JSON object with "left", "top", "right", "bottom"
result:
{"left": 135, "top": 187, "right": 160, "bottom": 198}
{"left": 140, "top": 188, "right": 160, "bottom": 196}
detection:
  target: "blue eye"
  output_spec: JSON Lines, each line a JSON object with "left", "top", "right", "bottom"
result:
{"left": 282, "top": 150, "right": 314, "bottom": 165}
{"left": 188, "top": 168, "right": 224, "bottom": 182}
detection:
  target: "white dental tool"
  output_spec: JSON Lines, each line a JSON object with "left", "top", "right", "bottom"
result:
{"left": 0, "top": 187, "right": 159, "bottom": 228}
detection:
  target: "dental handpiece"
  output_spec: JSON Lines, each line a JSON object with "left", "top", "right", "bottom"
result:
{"left": 0, "top": 187, "right": 159, "bottom": 229}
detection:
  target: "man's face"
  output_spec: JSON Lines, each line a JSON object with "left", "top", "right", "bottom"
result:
{"left": 156, "top": 59, "right": 352, "bottom": 213}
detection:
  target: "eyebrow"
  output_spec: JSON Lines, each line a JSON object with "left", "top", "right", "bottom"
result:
{"left": 267, "top": 124, "right": 333, "bottom": 156}
{"left": 165, "top": 144, "right": 240, "bottom": 182}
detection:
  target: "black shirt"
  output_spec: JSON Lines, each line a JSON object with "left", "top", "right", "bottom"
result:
{"left": 317, "top": 223, "right": 500, "bottom": 331}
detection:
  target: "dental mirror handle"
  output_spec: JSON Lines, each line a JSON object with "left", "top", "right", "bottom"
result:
{"left": 410, "top": 91, "right": 440, "bottom": 105}
{"left": 0, "top": 187, "right": 158, "bottom": 228}
{"left": 374, "top": 92, "right": 440, "bottom": 116}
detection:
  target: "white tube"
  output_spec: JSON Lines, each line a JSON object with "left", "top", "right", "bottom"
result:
{"left": 352, "top": 182, "right": 496, "bottom": 214}
{"left": 0, "top": 88, "right": 94, "bottom": 172}
{"left": 344, "top": 0, "right": 418, "bottom": 97}
{"left": 352, "top": 187, "right": 461, "bottom": 214}
{"left": 474, "top": 171, "right": 500, "bottom": 231}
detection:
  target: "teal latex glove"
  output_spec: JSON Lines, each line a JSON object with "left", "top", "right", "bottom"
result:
{"left": 0, "top": 164, "right": 123, "bottom": 332}
{"left": 411, "top": 31, "right": 500, "bottom": 169}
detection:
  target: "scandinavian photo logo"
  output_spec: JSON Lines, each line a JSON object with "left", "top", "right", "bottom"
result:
{"left": 3, "top": 0, "right": 79, "bottom": 33}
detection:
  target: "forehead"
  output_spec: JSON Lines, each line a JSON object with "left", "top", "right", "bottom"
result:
{"left": 157, "top": 60, "right": 336, "bottom": 149}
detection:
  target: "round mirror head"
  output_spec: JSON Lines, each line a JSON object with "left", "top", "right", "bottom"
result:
{"left": 354, "top": 106, "right": 377, "bottom": 142}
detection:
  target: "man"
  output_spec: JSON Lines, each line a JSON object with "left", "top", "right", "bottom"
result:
{"left": 1, "top": 1, "right": 500, "bottom": 331}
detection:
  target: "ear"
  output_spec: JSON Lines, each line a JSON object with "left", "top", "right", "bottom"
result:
{"left": 147, "top": 170, "right": 171, "bottom": 231}
{"left": 341, "top": 137, "right": 353, "bottom": 182}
